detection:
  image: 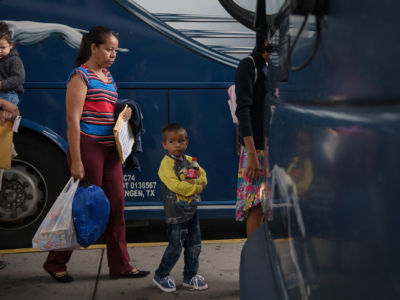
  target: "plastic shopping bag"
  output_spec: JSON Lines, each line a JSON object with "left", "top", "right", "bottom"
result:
{"left": 227, "top": 85, "right": 239, "bottom": 125}
{"left": 32, "top": 177, "right": 81, "bottom": 251}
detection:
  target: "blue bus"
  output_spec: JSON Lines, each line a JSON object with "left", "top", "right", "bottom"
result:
{"left": 2, "top": 1, "right": 399, "bottom": 298}
{"left": 0, "top": 0, "right": 257, "bottom": 249}
{"left": 238, "top": 0, "right": 400, "bottom": 299}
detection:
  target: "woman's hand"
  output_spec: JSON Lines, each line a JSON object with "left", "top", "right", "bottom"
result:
{"left": 0, "top": 110, "right": 13, "bottom": 125}
{"left": 245, "top": 152, "right": 261, "bottom": 181}
{"left": 242, "top": 136, "right": 261, "bottom": 181}
{"left": 70, "top": 159, "right": 85, "bottom": 181}
{"left": 0, "top": 100, "right": 19, "bottom": 125}
{"left": 123, "top": 107, "right": 132, "bottom": 121}
{"left": 0, "top": 99, "right": 20, "bottom": 116}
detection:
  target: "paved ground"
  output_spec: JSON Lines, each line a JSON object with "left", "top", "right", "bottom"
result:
{"left": 0, "top": 240, "right": 244, "bottom": 300}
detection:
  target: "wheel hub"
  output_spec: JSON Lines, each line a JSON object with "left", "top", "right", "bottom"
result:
{"left": 0, "top": 163, "right": 45, "bottom": 225}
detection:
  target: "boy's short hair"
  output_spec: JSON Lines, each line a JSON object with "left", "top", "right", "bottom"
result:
{"left": 0, "top": 22, "right": 13, "bottom": 45}
{"left": 162, "top": 123, "right": 187, "bottom": 141}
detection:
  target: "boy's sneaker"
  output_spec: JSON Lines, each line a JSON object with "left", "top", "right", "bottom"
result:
{"left": 183, "top": 274, "right": 208, "bottom": 290}
{"left": 153, "top": 274, "right": 176, "bottom": 292}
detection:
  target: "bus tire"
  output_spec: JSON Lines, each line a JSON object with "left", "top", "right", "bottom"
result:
{"left": 0, "top": 129, "right": 69, "bottom": 249}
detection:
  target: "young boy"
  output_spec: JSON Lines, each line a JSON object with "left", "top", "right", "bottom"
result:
{"left": 153, "top": 122, "right": 208, "bottom": 292}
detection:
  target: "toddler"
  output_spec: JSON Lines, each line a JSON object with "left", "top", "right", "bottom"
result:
{"left": 153, "top": 122, "right": 208, "bottom": 292}
{"left": 0, "top": 21, "right": 25, "bottom": 157}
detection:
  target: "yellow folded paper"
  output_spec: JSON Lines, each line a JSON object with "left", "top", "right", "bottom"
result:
{"left": 0, "top": 121, "right": 13, "bottom": 169}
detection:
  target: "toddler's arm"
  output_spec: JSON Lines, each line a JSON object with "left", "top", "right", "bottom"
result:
{"left": 0, "top": 57, "right": 25, "bottom": 90}
{"left": 193, "top": 164, "right": 207, "bottom": 193}
{"left": 158, "top": 158, "right": 204, "bottom": 197}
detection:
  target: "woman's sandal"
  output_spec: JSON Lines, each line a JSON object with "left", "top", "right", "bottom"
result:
{"left": 121, "top": 268, "right": 150, "bottom": 278}
{"left": 46, "top": 270, "right": 74, "bottom": 283}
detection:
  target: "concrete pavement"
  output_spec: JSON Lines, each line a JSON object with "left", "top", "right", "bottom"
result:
{"left": 0, "top": 240, "right": 244, "bottom": 300}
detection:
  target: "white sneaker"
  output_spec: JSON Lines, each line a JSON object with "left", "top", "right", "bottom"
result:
{"left": 153, "top": 274, "right": 176, "bottom": 292}
{"left": 182, "top": 274, "right": 208, "bottom": 290}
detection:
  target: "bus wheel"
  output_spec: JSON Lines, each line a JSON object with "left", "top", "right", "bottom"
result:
{"left": 0, "top": 129, "right": 69, "bottom": 249}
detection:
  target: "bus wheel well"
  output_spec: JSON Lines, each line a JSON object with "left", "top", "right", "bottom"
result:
{"left": 0, "top": 129, "right": 70, "bottom": 249}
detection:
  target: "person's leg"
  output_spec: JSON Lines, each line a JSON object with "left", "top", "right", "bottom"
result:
{"left": 3, "top": 94, "right": 20, "bottom": 157}
{"left": 43, "top": 251, "right": 73, "bottom": 273}
{"left": 0, "top": 91, "right": 19, "bottom": 105}
{"left": 155, "top": 223, "right": 184, "bottom": 278}
{"left": 8, "top": 92, "right": 19, "bottom": 105}
{"left": 101, "top": 148, "right": 133, "bottom": 278}
{"left": 182, "top": 213, "right": 208, "bottom": 290}
{"left": 153, "top": 223, "right": 182, "bottom": 292}
{"left": 183, "top": 213, "right": 201, "bottom": 281}
{"left": 43, "top": 135, "right": 104, "bottom": 277}
{"left": 246, "top": 205, "right": 263, "bottom": 237}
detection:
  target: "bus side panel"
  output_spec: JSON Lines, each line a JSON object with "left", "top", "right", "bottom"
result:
{"left": 170, "top": 89, "right": 238, "bottom": 206}
{"left": 19, "top": 90, "right": 67, "bottom": 139}
{"left": 5, "top": 1, "right": 235, "bottom": 85}
{"left": 117, "top": 89, "right": 167, "bottom": 208}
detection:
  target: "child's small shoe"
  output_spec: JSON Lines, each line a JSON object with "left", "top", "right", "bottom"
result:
{"left": 183, "top": 274, "right": 208, "bottom": 290}
{"left": 153, "top": 274, "right": 176, "bottom": 292}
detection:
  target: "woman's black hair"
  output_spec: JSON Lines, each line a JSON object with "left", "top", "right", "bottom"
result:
{"left": 74, "top": 26, "right": 119, "bottom": 67}
{"left": 0, "top": 21, "right": 13, "bottom": 45}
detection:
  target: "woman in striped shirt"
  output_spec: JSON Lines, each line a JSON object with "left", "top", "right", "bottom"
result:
{"left": 43, "top": 26, "right": 149, "bottom": 283}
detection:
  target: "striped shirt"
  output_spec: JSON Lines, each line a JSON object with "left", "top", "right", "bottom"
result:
{"left": 69, "top": 64, "right": 118, "bottom": 145}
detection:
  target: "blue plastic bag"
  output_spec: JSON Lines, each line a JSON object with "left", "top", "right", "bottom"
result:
{"left": 72, "top": 183, "right": 110, "bottom": 248}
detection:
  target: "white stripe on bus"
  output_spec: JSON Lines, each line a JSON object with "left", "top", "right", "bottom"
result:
{"left": 124, "top": 205, "right": 235, "bottom": 211}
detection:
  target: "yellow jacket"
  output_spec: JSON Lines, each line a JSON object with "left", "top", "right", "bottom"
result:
{"left": 158, "top": 155, "right": 207, "bottom": 197}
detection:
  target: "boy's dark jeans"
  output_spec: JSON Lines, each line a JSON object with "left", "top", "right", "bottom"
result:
{"left": 155, "top": 213, "right": 201, "bottom": 281}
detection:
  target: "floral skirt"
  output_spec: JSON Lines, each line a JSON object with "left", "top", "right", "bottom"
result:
{"left": 235, "top": 146, "right": 269, "bottom": 221}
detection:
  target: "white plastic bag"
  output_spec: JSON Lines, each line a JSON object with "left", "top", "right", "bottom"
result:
{"left": 32, "top": 177, "right": 81, "bottom": 251}
{"left": 227, "top": 85, "right": 239, "bottom": 124}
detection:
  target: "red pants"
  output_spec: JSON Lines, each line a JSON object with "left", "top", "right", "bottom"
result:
{"left": 43, "top": 134, "right": 132, "bottom": 277}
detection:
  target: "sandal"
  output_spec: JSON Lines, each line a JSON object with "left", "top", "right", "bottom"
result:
{"left": 121, "top": 268, "right": 150, "bottom": 278}
{"left": 46, "top": 270, "right": 74, "bottom": 283}
{"left": 0, "top": 260, "right": 8, "bottom": 270}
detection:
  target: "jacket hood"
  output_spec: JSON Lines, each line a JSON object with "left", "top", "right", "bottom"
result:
{"left": 0, "top": 48, "right": 19, "bottom": 62}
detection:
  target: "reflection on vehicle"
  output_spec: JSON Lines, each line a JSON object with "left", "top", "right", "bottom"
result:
{"left": 262, "top": 128, "right": 322, "bottom": 299}
{"left": 266, "top": 164, "right": 308, "bottom": 299}
{"left": 287, "top": 130, "right": 313, "bottom": 197}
